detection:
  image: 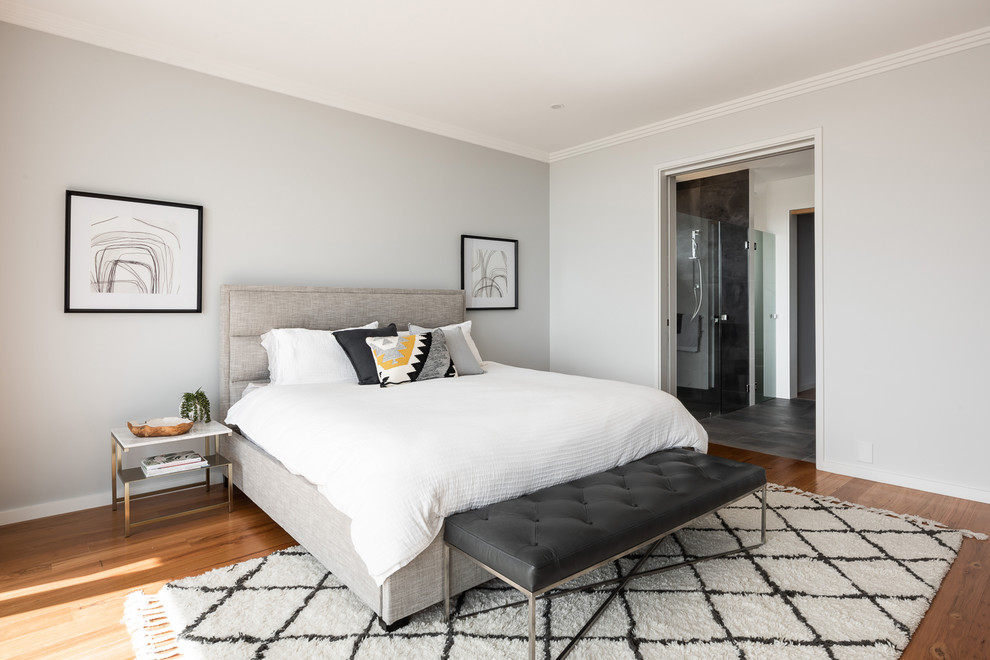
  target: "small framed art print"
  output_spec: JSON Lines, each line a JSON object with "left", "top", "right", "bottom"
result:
{"left": 65, "top": 190, "right": 203, "bottom": 312}
{"left": 461, "top": 234, "right": 518, "bottom": 310}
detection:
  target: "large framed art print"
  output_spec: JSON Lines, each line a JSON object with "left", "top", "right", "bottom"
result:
{"left": 64, "top": 190, "right": 203, "bottom": 312}
{"left": 461, "top": 234, "right": 518, "bottom": 310}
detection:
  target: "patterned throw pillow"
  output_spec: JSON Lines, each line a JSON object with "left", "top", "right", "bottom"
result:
{"left": 365, "top": 330, "right": 456, "bottom": 387}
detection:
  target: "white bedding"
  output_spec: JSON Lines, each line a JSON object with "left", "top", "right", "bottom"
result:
{"left": 225, "top": 362, "right": 707, "bottom": 585}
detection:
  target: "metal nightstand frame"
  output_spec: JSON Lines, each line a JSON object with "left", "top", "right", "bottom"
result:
{"left": 110, "top": 421, "right": 233, "bottom": 536}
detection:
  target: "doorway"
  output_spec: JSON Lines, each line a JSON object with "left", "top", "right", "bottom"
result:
{"left": 658, "top": 132, "right": 823, "bottom": 463}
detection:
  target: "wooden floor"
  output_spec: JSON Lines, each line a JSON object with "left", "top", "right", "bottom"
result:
{"left": 1, "top": 447, "right": 987, "bottom": 659}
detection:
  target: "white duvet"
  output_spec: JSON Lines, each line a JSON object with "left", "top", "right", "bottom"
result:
{"left": 225, "top": 363, "right": 707, "bottom": 585}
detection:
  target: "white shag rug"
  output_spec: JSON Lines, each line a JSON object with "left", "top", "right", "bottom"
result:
{"left": 124, "top": 484, "right": 986, "bottom": 660}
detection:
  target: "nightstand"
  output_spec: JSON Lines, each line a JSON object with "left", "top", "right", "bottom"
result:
{"left": 111, "top": 420, "right": 233, "bottom": 536}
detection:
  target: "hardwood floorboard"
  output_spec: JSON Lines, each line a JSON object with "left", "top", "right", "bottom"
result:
{"left": 707, "top": 445, "right": 990, "bottom": 660}
{"left": 1, "top": 451, "right": 987, "bottom": 659}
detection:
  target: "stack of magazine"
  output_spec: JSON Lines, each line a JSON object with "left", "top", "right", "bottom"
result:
{"left": 141, "top": 450, "right": 209, "bottom": 476}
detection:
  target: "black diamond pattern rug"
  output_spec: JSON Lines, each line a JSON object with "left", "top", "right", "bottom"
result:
{"left": 124, "top": 485, "right": 986, "bottom": 659}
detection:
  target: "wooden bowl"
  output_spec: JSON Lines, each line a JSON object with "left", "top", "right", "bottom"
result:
{"left": 127, "top": 417, "right": 194, "bottom": 437}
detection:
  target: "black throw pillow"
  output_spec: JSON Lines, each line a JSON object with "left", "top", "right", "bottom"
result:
{"left": 334, "top": 324, "right": 398, "bottom": 385}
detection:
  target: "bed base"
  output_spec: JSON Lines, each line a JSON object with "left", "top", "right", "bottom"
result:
{"left": 220, "top": 429, "right": 493, "bottom": 625}
{"left": 218, "top": 285, "right": 494, "bottom": 624}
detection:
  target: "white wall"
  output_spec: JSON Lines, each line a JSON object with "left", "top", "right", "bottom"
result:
{"left": 751, "top": 175, "right": 815, "bottom": 397}
{"left": 550, "top": 44, "right": 990, "bottom": 503}
{"left": 0, "top": 23, "right": 549, "bottom": 523}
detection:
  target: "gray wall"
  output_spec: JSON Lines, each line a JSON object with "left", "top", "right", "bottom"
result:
{"left": 550, "top": 43, "right": 990, "bottom": 503}
{"left": 796, "top": 213, "right": 816, "bottom": 392}
{"left": 0, "top": 23, "right": 549, "bottom": 522}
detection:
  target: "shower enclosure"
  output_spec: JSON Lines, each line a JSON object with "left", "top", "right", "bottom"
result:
{"left": 675, "top": 214, "right": 749, "bottom": 417}
{"left": 674, "top": 169, "right": 775, "bottom": 419}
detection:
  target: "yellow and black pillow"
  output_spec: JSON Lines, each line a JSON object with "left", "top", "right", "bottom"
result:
{"left": 366, "top": 329, "right": 456, "bottom": 387}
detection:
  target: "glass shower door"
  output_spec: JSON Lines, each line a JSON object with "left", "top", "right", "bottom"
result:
{"left": 675, "top": 215, "right": 750, "bottom": 417}
{"left": 753, "top": 229, "right": 776, "bottom": 402}
{"left": 717, "top": 223, "right": 749, "bottom": 414}
{"left": 675, "top": 213, "right": 717, "bottom": 418}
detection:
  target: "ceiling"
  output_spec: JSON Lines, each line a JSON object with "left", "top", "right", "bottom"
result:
{"left": 3, "top": 1, "right": 990, "bottom": 161}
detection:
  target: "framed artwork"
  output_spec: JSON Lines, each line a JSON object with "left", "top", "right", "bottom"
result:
{"left": 64, "top": 190, "right": 203, "bottom": 312}
{"left": 461, "top": 234, "right": 518, "bottom": 310}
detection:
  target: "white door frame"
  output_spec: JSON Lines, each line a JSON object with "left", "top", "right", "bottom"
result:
{"left": 656, "top": 128, "right": 824, "bottom": 463}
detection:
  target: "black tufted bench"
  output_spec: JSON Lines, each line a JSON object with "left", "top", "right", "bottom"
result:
{"left": 442, "top": 448, "right": 767, "bottom": 659}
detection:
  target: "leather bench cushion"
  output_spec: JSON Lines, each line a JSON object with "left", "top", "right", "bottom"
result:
{"left": 444, "top": 448, "right": 766, "bottom": 593}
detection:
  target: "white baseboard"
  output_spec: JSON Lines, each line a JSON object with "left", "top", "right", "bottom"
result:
{"left": 0, "top": 492, "right": 108, "bottom": 527}
{"left": 817, "top": 458, "right": 990, "bottom": 505}
{"left": 0, "top": 473, "right": 225, "bottom": 526}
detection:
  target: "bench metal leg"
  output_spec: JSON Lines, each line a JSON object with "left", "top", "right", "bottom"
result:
{"left": 528, "top": 593, "right": 536, "bottom": 660}
{"left": 556, "top": 483, "right": 768, "bottom": 659}
{"left": 562, "top": 488, "right": 767, "bottom": 597}
{"left": 557, "top": 537, "right": 663, "bottom": 659}
{"left": 761, "top": 482, "right": 768, "bottom": 544}
{"left": 447, "top": 483, "right": 769, "bottom": 659}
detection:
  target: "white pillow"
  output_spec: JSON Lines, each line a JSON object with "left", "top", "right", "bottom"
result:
{"left": 408, "top": 320, "right": 483, "bottom": 364}
{"left": 261, "top": 322, "right": 378, "bottom": 385}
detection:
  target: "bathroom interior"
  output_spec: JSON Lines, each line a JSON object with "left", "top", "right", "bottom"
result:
{"left": 673, "top": 151, "right": 817, "bottom": 462}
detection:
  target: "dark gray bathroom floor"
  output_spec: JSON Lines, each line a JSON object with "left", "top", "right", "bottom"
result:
{"left": 699, "top": 398, "right": 816, "bottom": 462}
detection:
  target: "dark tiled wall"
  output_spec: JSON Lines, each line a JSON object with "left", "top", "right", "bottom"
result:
{"left": 676, "top": 170, "right": 750, "bottom": 228}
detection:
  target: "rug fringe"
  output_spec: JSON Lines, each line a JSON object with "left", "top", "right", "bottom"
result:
{"left": 122, "top": 591, "right": 182, "bottom": 660}
{"left": 768, "top": 484, "right": 989, "bottom": 540}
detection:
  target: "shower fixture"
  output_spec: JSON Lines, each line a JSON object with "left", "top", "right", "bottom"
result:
{"left": 689, "top": 229, "right": 703, "bottom": 321}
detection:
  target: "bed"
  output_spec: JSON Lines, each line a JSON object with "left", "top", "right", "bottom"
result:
{"left": 218, "top": 284, "right": 707, "bottom": 626}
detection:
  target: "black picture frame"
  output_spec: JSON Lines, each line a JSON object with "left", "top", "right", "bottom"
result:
{"left": 64, "top": 190, "right": 204, "bottom": 312}
{"left": 461, "top": 234, "right": 518, "bottom": 310}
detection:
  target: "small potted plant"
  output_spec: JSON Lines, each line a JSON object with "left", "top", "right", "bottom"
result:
{"left": 180, "top": 388, "right": 212, "bottom": 424}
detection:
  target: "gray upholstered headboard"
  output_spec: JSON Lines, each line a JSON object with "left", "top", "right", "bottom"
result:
{"left": 219, "top": 285, "right": 466, "bottom": 420}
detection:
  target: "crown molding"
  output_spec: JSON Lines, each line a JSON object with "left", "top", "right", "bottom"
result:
{"left": 549, "top": 25, "right": 990, "bottom": 162}
{"left": 0, "top": 2, "right": 551, "bottom": 163}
